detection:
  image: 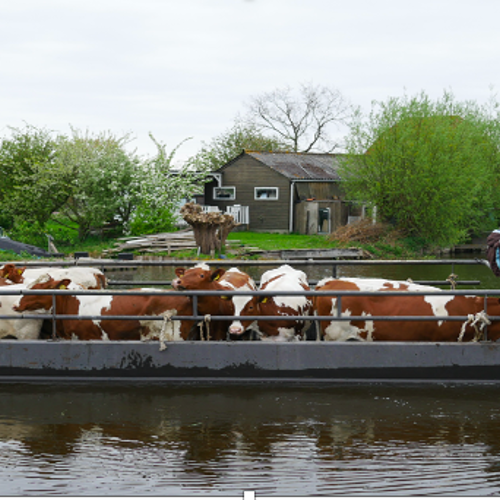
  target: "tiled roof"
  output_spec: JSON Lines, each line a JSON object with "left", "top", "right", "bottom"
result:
{"left": 245, "top": 151, "right": 341, "bottom": 180}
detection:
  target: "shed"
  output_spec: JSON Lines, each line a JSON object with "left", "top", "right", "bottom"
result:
{"left": 204, "top": 150, "right": 359, "bottom": 234}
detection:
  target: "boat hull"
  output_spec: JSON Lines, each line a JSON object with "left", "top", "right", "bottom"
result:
{"left": 0, "top": 341, "right": 500, "bottom": 383}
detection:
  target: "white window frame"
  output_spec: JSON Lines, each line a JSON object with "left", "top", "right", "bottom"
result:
{"left": 213, "top": 186, "right": 236, "bottom": 201}
{"left": 254, "top": 187, "right": 279, "bottom": 200}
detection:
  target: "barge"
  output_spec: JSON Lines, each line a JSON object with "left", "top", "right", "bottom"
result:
{"left": 0, "top": 257, "right": 499, "bottom": 384}
{"left": 1, "top": 340, "right": 500, "bottom": 383}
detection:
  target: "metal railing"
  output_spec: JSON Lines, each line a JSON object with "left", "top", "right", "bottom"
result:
{"left": 2, "top": 287, "right": 500, "bottom": 342}
{"left": 2, "top": 258, "right": 487, "bottom": 288}
{"left": 0, "top": 257, "right": 495, "bottom": 340}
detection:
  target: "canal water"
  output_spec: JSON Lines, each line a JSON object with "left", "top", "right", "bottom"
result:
{"left": 2, "top": 254, "right": 500, "bottom": 496}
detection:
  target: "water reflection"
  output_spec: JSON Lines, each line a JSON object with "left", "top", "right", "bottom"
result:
{"left": 1, "top": 383, "right": 500, "bottom": 495}
{"left": 107, "top": 252, "right": 497, "bottom": 290}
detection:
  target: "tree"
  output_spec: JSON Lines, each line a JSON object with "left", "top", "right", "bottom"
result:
{"left": 129, "top": 135, "right": 210, "bottom": 235}
{"left": 188, "top": 122, "right": 288, "bottom": 172}
{"left": 339, "top": 91, "right": 500, "bottom": 247}
{"left": 0, "top": 125, "right": 73, "bottom": 244}
{"left": 180, "top": 202, "right": 236, "bottom": 255}
{"left": 243, "top": 83, "right": 352, "bottom": 153}
{"left": 53, "top": 129, "right": 141, "bottom": 240}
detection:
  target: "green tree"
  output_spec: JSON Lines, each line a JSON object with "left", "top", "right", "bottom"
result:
{"left": 0, "top": 125, "right": 73, "bottom": 243}
{"left": 188, "top": 122, "right": 289, "bottom": 172}
{"left": 340, "top": 91, "right": 500, "bottom": 247}
{"left": 129, "top": 135, "right": 210, "bottom": 235}
{"left": 53, "top": 129, "right": 141, "bottom": 240}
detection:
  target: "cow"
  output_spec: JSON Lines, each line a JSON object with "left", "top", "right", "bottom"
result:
{"left": 4, "top": 266, "right": 108, "bottom": 339}
{"left": 0, "top": 264, "right": 26, "bottom": 284}
{"left": 172, "top": 264, "right": 257, "bottom": 340}
{"left": 228, "top": 265, "right": 313, "bottom": 341}
{"left": 0, "top": 276, "right": 54, "bottom": 340}
{"left": 13, "top": 276, "right": 195, "bottom": 342}
{"left": 313, "top": 277, "right": 500, "bottom": 342}
{"left": 20, "top": 266, "right": 107, "bottom": 289}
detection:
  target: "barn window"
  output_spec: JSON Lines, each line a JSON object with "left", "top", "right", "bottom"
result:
{"left": 255, "top": 187, "right": 278, "bottom": 200}
{"left": 213, "top": 186, "right": 236, "bottom": 200}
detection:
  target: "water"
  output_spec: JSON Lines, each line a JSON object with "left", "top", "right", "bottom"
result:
{"left": 108, "top": 252, "right": 497, "bottom": 289}
{"left": 1, "top": 383, "right": 500, "bottom": 496}
{"left": 2, "top": 254, "right": 500, "bottom": 495}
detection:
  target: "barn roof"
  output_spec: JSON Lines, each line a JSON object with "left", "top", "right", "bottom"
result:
{"left": 220, "top": 150, "right": 342, "bottom": 181}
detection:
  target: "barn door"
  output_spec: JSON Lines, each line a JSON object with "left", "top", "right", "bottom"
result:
{"left": 318, "top": 208, "right": 331, "bottom": 234}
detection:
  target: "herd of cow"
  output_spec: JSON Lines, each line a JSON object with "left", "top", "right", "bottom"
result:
{"left": 0, "top": 262, "right": 498, "bottom": 343}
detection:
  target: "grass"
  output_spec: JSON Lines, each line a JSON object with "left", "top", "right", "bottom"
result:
{"left": 227, "top": 232, "right": 334, "bottom": 250}
{"left": 0, "top": 228, "right": 426, "bottom": 262}
{"left": 227, "top": 231, "right": 423, "bottom": 259}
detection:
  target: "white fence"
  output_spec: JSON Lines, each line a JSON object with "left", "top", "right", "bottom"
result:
{"left": 202, "top": 205, "right": 249, "bottom": 225}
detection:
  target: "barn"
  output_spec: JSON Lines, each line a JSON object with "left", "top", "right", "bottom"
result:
{"left": 203, "top": 150, "right": 363, "bottom": 234}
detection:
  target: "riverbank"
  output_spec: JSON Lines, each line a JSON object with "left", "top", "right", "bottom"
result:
{"left": 0, "top": 224, "right": 489, "bottom": 262}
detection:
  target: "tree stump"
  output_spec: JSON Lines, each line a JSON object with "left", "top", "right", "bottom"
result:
{"left": 180, "top": 203, "right": 237, "bottom": 255}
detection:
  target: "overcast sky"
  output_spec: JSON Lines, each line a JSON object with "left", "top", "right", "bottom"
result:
{"left": 1, "top": 0, "right": 499, "bottom": 162}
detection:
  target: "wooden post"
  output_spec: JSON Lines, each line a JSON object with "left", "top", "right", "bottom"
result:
{"left": 180, "top": 202, "right": 237, "bottom": 255}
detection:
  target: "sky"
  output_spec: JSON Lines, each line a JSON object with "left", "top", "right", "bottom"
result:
{"left": 1, "top": 0, "right": 499, "bottom": 163}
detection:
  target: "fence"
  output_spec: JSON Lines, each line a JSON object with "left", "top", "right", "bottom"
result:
{"left": 202, "top": 205, "right": 250, "bottom": 225}
{"left": 2, "top": 279, "right": 500, "bottom": 341}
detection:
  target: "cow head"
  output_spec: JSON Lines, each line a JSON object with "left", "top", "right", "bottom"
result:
{"left": 172, "top": 264, "right": 226, "bottom": 290}
{"left": 13, "top": 278, "right": 71, "bottom": 313}
{"left": 0, "top": 264, "right": 26, "bottom": 284}
{"left": 228, "top": 295, "right": 266, "bottom": 336}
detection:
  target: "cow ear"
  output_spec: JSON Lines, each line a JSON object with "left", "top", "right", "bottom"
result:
{"left": 211, "top": 269, "right": 226, "bottom": 281}
{"left": 57, "top": 279, "right": 72, "bottom": 290}
{"left": 18, "top": 267, "right": 26, "bottom": 275}
{"left": 175, "top": 268, "right": 185, "bottom": 278}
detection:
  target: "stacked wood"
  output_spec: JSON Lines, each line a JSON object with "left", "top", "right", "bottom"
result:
{"left": 180, "top": 202, "right": 237, "bottom": 256}
{"left": 103, "top": 229, "right": 198, "bottom": 255}
{"left": 329, "top": 218, "right": 403, "bottom": 244}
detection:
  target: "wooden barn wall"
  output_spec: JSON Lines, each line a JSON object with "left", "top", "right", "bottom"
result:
{"left": 217, "top": 156, "right": 291, "bottom": 232}
{"left": 294, "top": 201, "right": 348, "bottom": 234}
{"left": 295, "top": 182, "right": 343, "bottom": 201}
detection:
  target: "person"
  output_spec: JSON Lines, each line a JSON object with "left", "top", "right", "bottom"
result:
{"left": 486, "top": 229, "right": 500, "bottom": 276}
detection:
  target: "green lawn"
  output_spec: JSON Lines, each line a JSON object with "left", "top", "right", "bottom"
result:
{"left": 227, "top": 232, "right": 334, "bottom": 251}
{"left": 0, "top": 229, "right": 419, "bottom": 262}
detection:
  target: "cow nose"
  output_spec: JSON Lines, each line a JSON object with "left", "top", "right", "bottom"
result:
{"left": 229, "top": 324, "right": 244, "bottom": 335}
{"left": 171, "top": 279, "right": 181, "bottom": 290}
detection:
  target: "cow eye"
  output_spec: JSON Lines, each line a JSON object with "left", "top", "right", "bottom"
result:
{"left": 199, "top": 274, "right": 204, "bottom": 278}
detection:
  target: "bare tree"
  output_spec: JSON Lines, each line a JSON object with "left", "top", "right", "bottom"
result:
{"left": 243, "top": 83, "right": 351, "bottom": 153}
{"left": 180, "top": 202, "right": 237, "bottom": 256}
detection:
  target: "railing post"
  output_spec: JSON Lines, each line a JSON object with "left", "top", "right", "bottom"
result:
{"left": 52, "top": 293, "right": 57, "bottom": 340}
{"left": 484, "top": 294, "right": 489, "bottom": 341}
{"left": 192, "top": 294, "right": 198, "bottom": 318}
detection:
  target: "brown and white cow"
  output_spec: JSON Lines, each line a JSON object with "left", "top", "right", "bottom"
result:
{"left": 0, "top": 264, "right": 107, "bottom": 289}
{"left": 21, "top": 266, "right": 107, "bottom": 289}
{"left": 228, "top": 265, "right": 313, "bottom": 341}
{"left": 13, "top": 277, "right": 194, "bottom": 341}
{"left": 314, "top": 277, "right": 500, "bottom": 342}
{"left": 172, "top": 264, "right": 257, "bottom": 340}
{"left": 0, "top": 280, "right": 47, "bottom": 340}
{"left": 0, "top": 264, "right": 26, "bottom": 285}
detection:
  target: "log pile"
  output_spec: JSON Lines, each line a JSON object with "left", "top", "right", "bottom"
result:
{"left": 103, "top": 229, "right": 198, "bottom": 255}
{"left": 329, "top": 218, "right": 403, "bottom": 244}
